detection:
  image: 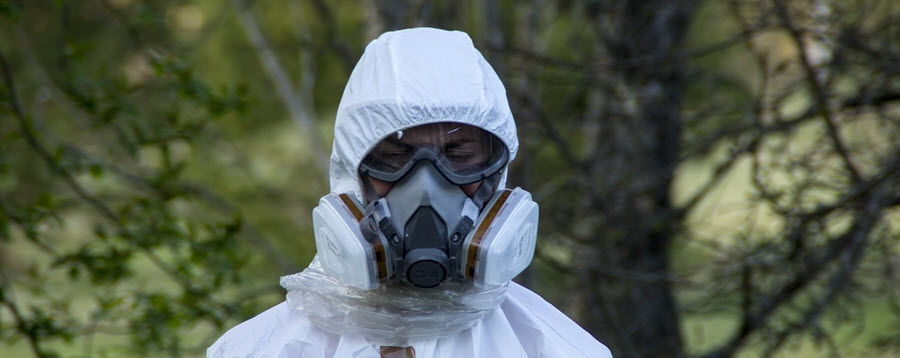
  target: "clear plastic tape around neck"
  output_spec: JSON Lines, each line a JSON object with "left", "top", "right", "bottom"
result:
{"left": 280, "top": 256, "right": 509, "bottom": 346}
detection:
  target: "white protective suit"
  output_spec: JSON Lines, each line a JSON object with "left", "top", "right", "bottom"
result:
{"left": 208, "top": 28, "right": 613, "bottom": 358}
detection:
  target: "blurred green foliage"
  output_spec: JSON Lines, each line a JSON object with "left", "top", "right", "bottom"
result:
{"left": 0, "top": 1, "right": 279, "bottom": 356}
{"left": 2, "top": 0, "right": 900, "bottom": 357}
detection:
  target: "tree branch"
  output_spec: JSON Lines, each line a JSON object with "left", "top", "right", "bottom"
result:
{"left": 1, "top": 299, "right": 50, "bottom": 358}
{"left": 307, "top": 0, "right": 358, "bottom": 71}
{"left": 698, "top": 192, "right": 887, "bottom": 358}
{"left": 0, "top": 278, "right": 52, "bottom": 358}
{"left": 773, "top": 0, "right": 862, "bottom": 184}
{"left": 486, "top": 21, "right": 771, "bottom": 73}
{"left": 0, "top": 198, "right": 60, "bottom": 255}
{"left": 0, "top": 50, "right": 120, "bottom": 223}
{"left": 231, "top": 0, "right": 329, "bottom": 174}
{"left": 2, "top": 49, "right": 242, "bottom": 322}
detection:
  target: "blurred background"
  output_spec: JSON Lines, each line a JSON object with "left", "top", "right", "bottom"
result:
{"left": 1, "top": 0, "right": 899, "bottom": 357}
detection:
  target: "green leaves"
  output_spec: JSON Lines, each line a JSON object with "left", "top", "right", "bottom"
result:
{"left": 0, "top": 0, "right": 22, "bottom": 22}
{"left": 53, "top": 246, "right": 133, "bottom": 285}
{"left": 153, "top": 56, "right": 249, "bottom": 120}
{"left": 0, "top": 3, "right": 259, "bottom": 356}
{"left": 130, "top": 292, "right": 183, "bottom": 355}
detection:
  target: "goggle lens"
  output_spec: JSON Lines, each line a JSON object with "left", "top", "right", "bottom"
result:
{"left": 360, "top": 123, "right": 507, "bottom": 184}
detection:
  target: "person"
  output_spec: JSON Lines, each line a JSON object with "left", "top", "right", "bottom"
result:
{"left": 208, "top": 27, "right": 612, "bottom": 358}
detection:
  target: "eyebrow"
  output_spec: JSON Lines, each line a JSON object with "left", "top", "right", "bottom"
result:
{"left": 383, "top": 136, "right": 414, "bottom": 149}
{"left": 442, "top": 138, "right": 477, "bottom": 150}
{"left": 379, "top": 133, "right": 483, "bottom": 153}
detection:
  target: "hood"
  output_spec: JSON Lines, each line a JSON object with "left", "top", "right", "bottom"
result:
{"left": 329, "top": 27, "right": 519, "bottom": 201}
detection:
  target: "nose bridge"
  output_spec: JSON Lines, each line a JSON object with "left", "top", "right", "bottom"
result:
{"left": 384, "top": 162, "right": 468, "bottom": 237}
{"left": 405, "top": 160, "right": 456, "bottom": 196}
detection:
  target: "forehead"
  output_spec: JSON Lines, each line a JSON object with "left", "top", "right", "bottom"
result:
{"left": 388, "top": 123, "right": 485, "bottom": 144}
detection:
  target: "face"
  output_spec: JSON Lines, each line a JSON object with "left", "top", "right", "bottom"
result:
{"left": 363, "top": 123, "right": 497, "bottom": 197}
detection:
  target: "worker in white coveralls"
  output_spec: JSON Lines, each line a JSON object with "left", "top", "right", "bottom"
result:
{"left": 208, "top": 27, "right": 613, "bottom": 358}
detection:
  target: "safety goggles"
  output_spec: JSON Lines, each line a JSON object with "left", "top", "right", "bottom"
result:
{"left": 359, "top": 123, "right": 508, "bottom": 185}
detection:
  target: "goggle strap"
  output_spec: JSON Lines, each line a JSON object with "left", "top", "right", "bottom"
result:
{"left": 360, "top": 174, "right": 382, "bottom": 203}
{"left": 471, "top": 169, "right": 504, "bottom": 210}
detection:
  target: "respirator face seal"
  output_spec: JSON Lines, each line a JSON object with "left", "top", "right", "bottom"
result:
{"left": 312, "top": 123, "right": 538, "bottom": 290}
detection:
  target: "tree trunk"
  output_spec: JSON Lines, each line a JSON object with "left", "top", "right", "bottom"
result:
{"left": 577, "top": 1, "right": 696, "bottom": 357}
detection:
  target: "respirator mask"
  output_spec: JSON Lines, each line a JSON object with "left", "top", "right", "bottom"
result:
{"left": 312, "top": 123, "right": 538, "bottom": 290}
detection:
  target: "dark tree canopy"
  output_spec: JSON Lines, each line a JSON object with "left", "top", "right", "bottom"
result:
{"left": 1, "top": 0, "right": 899, "bottom": 357}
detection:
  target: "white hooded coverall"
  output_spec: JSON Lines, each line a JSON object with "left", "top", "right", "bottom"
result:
{"left": 208, "top": 28, "right": 613, "bottom": 358}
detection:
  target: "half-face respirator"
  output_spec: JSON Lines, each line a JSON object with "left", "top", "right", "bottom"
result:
{"left": 311, "top": 123, "right": 539, "bottom": 290}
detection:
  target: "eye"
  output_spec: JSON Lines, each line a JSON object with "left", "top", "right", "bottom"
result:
{"left": 442, "top": 140, "right": 483, "bottom": 162}
{"left": 445, "top": 150, "right": 475, "bottom": 162}
{"left": 370, "top": 140, "right": 414, "bottom": 162}
{"left": 376, "top": 149, "right": 413, "bottom": 165}
{"left": 380, "top": 150, "right": 411, "bottom": 159}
